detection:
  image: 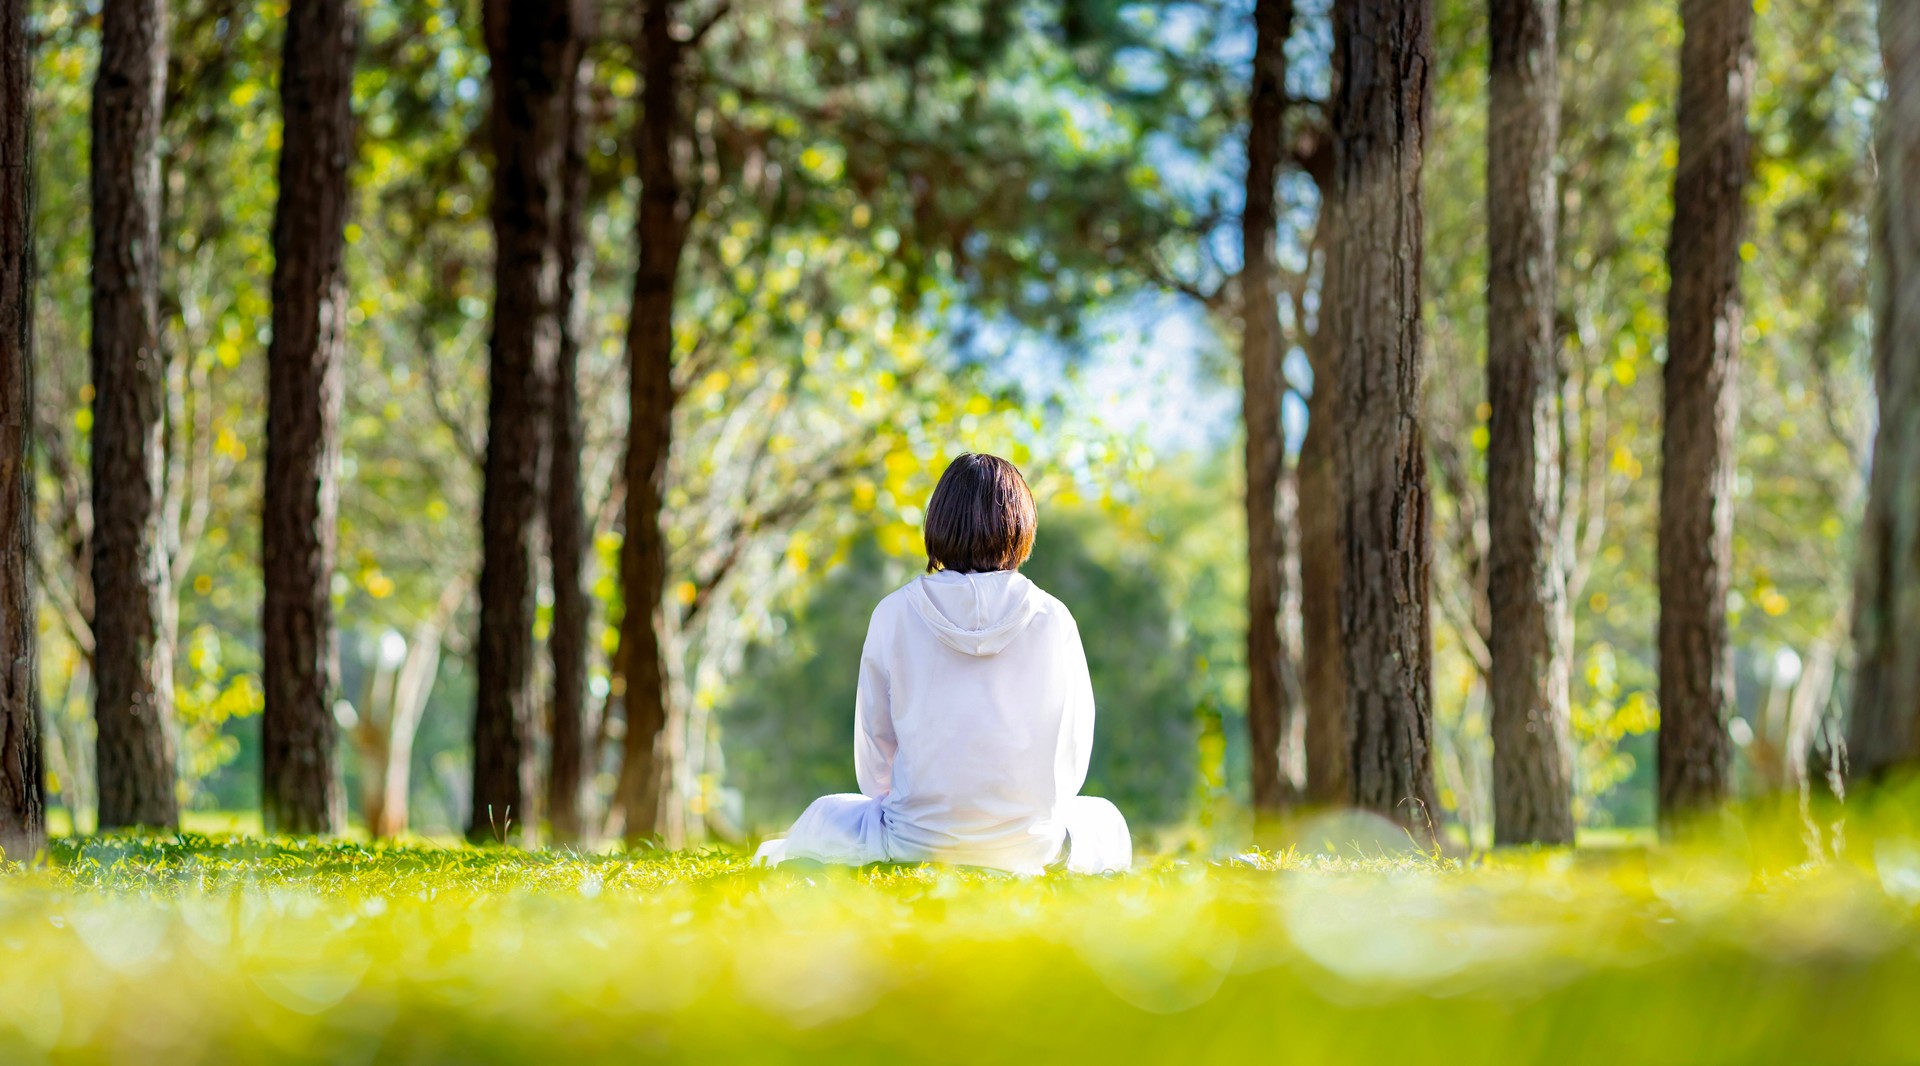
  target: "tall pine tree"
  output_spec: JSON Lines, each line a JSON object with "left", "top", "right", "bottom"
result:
{"left": 1330, "top": 0, "right": 1438, "bottom": 840}
{"left": 546, "top": 47, "right": 595, "bottom": 845}
{"left": 1486, "top": 0, "right": 1574, "bottom": 844}
{"left": 1244, "top": 0, "right": 1305, "bottom": 815}
{"left": 473, "top": 0, "right": 586, "bottom": 845}
{"left": 1, "top": 0, "right": 43, "bottom": 860}
{"left": 91, "top": 0, "right": 178, "bottom": 830}
{"left": 1847, "top": 0, "right": 1920, "bottom": 778}
{"left": 1657, "top": 0, "right": 1751, "bottom": 823}
{"left": 261, "top": 0, "right": 356, "bottom": 836}
{"left": 614, "top": 0, "right": 689, "bottom": 845}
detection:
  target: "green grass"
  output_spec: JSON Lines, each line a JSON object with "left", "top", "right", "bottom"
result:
{"left": 2, "top": 804, "right": 1917, "bottom": 1063}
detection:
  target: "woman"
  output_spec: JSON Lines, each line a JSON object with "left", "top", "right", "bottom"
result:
{"left": 754, "top": 453, "right": 1131, "bottom": 874}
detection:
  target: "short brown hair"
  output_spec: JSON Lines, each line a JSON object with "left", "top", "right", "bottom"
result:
{"left": 923, "top": 453, "right": 1037, "bottom": 574}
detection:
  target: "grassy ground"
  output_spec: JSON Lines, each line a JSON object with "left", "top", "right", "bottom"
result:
{"left": 2, "top": 804, "right": 1915, "bottom": 1063}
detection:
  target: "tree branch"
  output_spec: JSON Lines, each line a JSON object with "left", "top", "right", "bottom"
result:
{"left": 419, "top": 315, "right": 487, "bottom": 468}
{"left": 684, "top": 0, "right": 731, "bottom": 46}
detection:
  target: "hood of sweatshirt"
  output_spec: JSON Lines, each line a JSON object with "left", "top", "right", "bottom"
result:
{"left": 904, "top": 569, "right": 1042, "bottom": 657}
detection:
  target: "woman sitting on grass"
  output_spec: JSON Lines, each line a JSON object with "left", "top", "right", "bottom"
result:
{"left": 755, "top": 453, "right": 1131, "bottom": 874}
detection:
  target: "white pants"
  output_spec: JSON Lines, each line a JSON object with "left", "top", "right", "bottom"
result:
{"left": 753, "top": 794, "right": 1132, "bottom": 875}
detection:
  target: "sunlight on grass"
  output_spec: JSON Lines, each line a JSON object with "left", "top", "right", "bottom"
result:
{"left": 3, "top": 802, "right": 1917, "bottom": 1062}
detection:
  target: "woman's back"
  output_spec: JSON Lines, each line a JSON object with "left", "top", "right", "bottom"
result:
{"left": 859, "top": 570, "right": 1093, "bottom": 869}
{"left": 755, "top": 452, "right": 1129, "bottom": 875}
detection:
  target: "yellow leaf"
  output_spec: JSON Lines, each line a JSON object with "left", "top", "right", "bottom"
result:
{"left": 878, "top": 521, "right": 919, "bottom": 558}
{"left": 884, "top": 449, "right": 918, "bottom": 480}
{"left": 215, "top": 427, "right": 248, "bottom": 462}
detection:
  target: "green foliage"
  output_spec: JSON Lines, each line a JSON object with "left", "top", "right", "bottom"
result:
{"left": 5, "top": 800, "right": 1920, "bottom": 1060}
{"left": 1022, "top": 510, "right": 1202, "bottom": 823}
{"left": 714, "top": 538, "right": 905, "bottom": 826}
{"left": 1574, "top": 642, "right": 1661, "bottom": 827}
{"left": 171, "top": 626, "right": 265, "bottom": 807}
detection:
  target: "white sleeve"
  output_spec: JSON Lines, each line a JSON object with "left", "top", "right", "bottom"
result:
{"left": 1060, "top": 610, "right": 1096, "bottom": 797}
{"left": 854, "top": 626, "right": 897, "bottom": 800}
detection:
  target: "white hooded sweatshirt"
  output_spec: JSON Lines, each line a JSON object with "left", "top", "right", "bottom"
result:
{"left": 755, "top": 569, "right": 1131, "bottom": 874}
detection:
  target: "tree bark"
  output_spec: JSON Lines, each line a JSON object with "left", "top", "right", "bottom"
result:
{"left": 615, "top": 0, "right": 690, "bottom": 846}
{"left": 472, "top": 0, "right": 584, "bottom": 846}
{"left": 91, "top": 0, "right": 178, "bottom": 831}
{"left": 546, "top": 53, "right": 593, "bottom": 844}
{"left": 1, "top": 0, "right": 45, "bottom": 861}
{"left": 1299, "top": 330, "right": 1348, "bottom": 806}
{"left": 1300, "top": 167, "right": 1349, "bottom": 807}
{"left": 1848, "top": 1, "right": 1920, "bottom": 778}
{"left": 1657, "top": 0, "right": 1750, "bottom": 823}
{"left": 1245, "top": 0, "right": 1304, "bottom": 815}
{"left": 261, "top": 0, "right": 355, "bottom": 837}
{"left": 1486, "top": 0, "right": 1574, "bottom": 845}
{"left": 1329, "top": 0, "right": 1438, "bottom": 841}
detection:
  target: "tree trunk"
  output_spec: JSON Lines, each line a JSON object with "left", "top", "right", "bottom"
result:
{"left": 472, "top": 0, "right": 584, "bottom": 846}
{"left": 1300, "top": 178, "right": 1349, "bottom": 807}
{"left": 1, "top": 0, "right": 45, "bottom": 861}
{"left": 1299, "top": 347, "right": 1348, "bottom": 805}
{"left": 352, "top": 581, "right": 460, "bottom": 838}
{"left": 91, "top": 0, "right": 178, "bottom": 831}
{"left": 1486, "top": 0, "right": 1574, "bottom": 845}
{"left": 615, "top": 0, "right": 689, "bottom": 846}
{"left": 1657, "top": 0, "right": 1750, "bottom": 823}
{"left": 1329, "top": 0, "right": 1438, "bottom": 841}
{"left": 261, "top": 0, "right": 355, "bottom": 837}
{"left": 1848, "top": 1, "right": 1920, "bottom": 778}
{"left": 1245, "top": 0, "right": 1304, "bottom": 815}
{"left": 546, "top": 53, "right": 593, "bottom": 845}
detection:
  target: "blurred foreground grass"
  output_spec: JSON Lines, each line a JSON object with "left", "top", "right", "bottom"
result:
{"left": 4, "top": 804, "right": 1919, "bottom": 1063}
